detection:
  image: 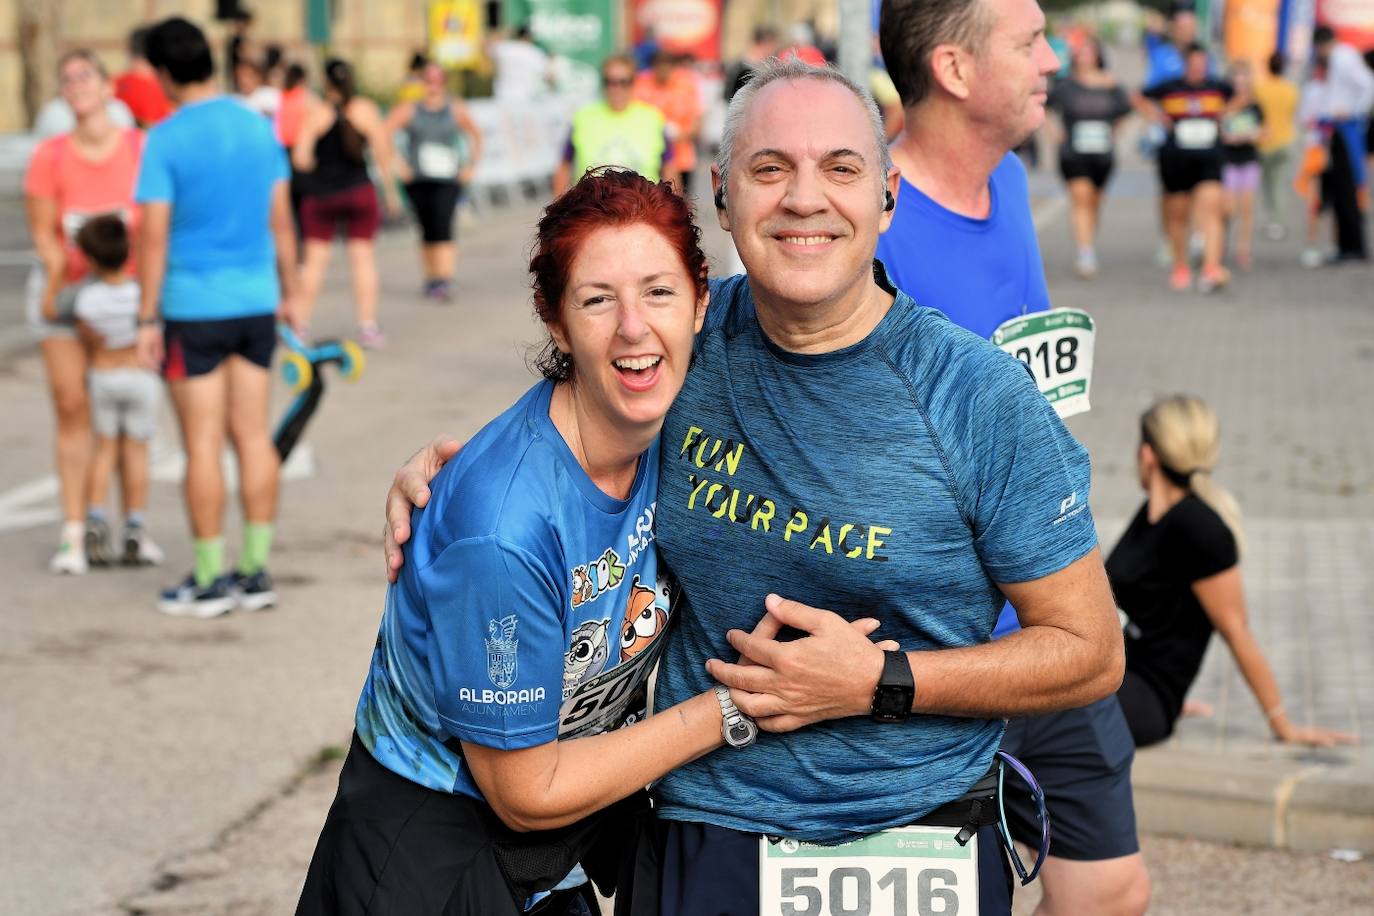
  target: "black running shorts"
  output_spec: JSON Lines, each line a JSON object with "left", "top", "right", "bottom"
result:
{"left": 1158, "top": 151, "right": 1223, "bottom": 194}
{"left": 163, "top": 314, "right": 276, "bottom": 380}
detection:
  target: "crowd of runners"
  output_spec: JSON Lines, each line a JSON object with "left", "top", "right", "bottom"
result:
{"left": 20, "top": 2, "right": 1367, "bottom": 915}
{"left": 1037, "top": 4, "right": 1373, "bottom": 287}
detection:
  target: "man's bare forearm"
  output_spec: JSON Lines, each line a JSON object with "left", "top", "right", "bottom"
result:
{"left": 908, "top": 623, "right": 1124, "bottom": 718}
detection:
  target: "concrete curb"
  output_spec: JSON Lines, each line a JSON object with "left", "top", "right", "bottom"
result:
{"left": 1132, "top": 748, "right": 1374, "bottom": 854}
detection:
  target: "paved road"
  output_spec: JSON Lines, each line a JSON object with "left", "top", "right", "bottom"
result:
{"left": 2, "top": 153, "right": 1371, "bottom": 912}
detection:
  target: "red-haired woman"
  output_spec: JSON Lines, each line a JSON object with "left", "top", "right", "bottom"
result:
{"left": 297, "top": 170, "right": 738, "bottom": 913}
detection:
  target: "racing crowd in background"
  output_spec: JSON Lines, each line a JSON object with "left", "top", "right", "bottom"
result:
{"left": 19, "top": 2, "right": 1367, "bottom": 913}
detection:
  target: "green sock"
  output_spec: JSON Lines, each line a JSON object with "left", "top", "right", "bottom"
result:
{"left": 238, "top": 522, "right": 275, "bottom": 576}
{"left": 193, "top": 537, "right": 225, "bottom": 588}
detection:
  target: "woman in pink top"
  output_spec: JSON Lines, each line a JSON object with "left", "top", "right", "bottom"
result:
{"left": 24, "top": 49, "right": 144, "bottom": 575}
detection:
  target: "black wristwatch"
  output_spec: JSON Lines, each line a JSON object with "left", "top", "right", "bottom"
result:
{"left": 870, "top": 650, "right": 915, "bottom": 722}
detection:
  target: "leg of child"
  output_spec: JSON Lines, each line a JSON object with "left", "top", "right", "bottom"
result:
{"left": 87, "top": 434, "right": 119, "bottom": 515}
{"left": 119, "top": 433, "right": 149, "bottom": 518}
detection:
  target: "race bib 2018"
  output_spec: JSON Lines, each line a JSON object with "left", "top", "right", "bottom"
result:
{"left": 992, "top": 309, "right": 1096, "bottom": 419}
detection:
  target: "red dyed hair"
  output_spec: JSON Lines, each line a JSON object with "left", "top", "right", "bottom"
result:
{"left": 529, "top": 168, "right": 708, "bottom": 381}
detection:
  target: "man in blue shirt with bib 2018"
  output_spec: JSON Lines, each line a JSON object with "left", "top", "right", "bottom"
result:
{"left": 872, "top": 2, "right": 1151, "bottom": 915}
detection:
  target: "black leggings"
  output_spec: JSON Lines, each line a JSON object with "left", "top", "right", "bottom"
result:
{"left": 1115, "top": 669, "right": 1175, "bottom": 748}
{"left": 406, "top": 179, "right": 462, "bottom": 243}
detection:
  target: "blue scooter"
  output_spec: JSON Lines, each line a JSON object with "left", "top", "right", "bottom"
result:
{"left": 272, "top": 324, "right": 365, "bottom": 460}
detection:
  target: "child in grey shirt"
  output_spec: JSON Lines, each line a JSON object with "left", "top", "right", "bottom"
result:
{"left": 73, "top": 215, "right": 164, "bottom": 567}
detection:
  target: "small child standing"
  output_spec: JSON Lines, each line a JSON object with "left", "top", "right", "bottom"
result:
{"left": 72, "top": 214, "right": 164, "bottom": 566}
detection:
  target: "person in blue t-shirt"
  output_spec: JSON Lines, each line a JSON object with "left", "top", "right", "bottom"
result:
{"left": 874, "top": 1, "right": 1152, "bottom": 914}
{"left": 386, "top": 56, "right": 1125, "bottom": 915}
{"left": 1142, "top": 5, "right": 1199, "bottom": 92}
{"left": 304, "top": 170, "right": 882, "bottom": 915}
{"left": 133, "top": 18, "right": 301, "bottom": 618}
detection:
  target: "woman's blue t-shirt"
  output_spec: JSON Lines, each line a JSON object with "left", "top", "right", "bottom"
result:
{"left": 357, "top": 379, "right": 675, "bottom": 799}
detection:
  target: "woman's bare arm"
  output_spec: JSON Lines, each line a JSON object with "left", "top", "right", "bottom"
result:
{"left": 1195, "top": 567, "right": 1356, "bottom": 746}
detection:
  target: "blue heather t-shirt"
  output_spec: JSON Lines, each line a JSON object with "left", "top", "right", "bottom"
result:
{"left": 876, "top": 152, "right": 1051, "bottom": 637}
{"left": 357, "top": 380, "right": 675, "bottom": 800}
{"left": 134, "top": 96, "right": 288, "bottom": 321}
{"left": 652, "top": 272, "right": 1098, "bottom": 843}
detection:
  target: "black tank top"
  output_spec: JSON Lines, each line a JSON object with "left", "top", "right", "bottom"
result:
{"left": 305, "top": 106, "right": 371, "bottom": 195}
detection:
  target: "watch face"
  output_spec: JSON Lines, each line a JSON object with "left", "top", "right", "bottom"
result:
{"left": 727, "top": 718, "right": 758, "bottom": 747}
{"left": 873, "top": 686, "right": 914, "bottom": 721}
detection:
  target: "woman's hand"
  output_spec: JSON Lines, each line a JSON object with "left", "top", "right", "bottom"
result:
{"left": 383, "top": 435, "right": 462, "bottom": 581}
{"left": 40, "top": 282, "right": 61, "bottom": 323}
{"left": 1272, "top": 716, "right": 1358, "bottom": 748}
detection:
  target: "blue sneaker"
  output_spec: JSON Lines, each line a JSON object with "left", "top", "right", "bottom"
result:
{"left": 231, "top": 569, "right": 276, "bottom": 612}
{"left": 157, "top": 574, "right": 236, "bottom": 618}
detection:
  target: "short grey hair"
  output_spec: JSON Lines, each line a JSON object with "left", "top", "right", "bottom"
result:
{"left": 716, "top": 57, "right": 892, "bottom": 201}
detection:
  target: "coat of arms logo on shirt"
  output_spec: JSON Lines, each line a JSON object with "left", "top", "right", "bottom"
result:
{"left": 485, "top": 615, "right": 519, "bottom": 689}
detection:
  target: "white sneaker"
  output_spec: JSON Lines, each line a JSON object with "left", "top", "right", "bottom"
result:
{"left": 122, "top": 526, "right": 165, "bottom": 566}
{"left": 1074, "top": 249, "right": 1098, "bottom": 278}
{"left": 1301, "top": 248, "right": 1325, "bottom": 269}
{"left": 50, "top": 538, "right": 88, "bottom": 575}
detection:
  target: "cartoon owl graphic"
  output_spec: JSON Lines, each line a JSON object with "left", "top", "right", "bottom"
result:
{"left": 563, "top": 618, "right": 610, "bottom": 697}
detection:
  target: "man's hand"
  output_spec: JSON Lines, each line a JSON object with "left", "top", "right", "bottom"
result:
{"left": 708, "top": 594, "right": 898, "bottom": 733}
{"left": 277, "top": 294, "right": 302, "bottom": 335}
{"left": 384, "top": 435, "right": 462, "bottom": 582}
{"left": 136, "top": 324, "right": 163, "bottom": 371}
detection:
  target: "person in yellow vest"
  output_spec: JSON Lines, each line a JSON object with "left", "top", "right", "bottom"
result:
{"left": 552, "top": 53, "right": 678, "bottom": 195}
{"left": 1254, "top": 52, "right": 1300, "bottom": 240}
{"left": 396, "top": 52, "right": 429, "bottom": 105}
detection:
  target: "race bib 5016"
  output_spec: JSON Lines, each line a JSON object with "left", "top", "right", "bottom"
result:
{"left": 759, "top": 827, "right": 978, "bottom": 915}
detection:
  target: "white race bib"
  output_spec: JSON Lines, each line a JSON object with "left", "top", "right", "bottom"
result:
{"left": 992, "top": 309, "right": 1096, "bottom": 419}
{"left": 1174, "top": 118, "right": 1219, "bottom": 150}
{"left": 759, "top": 827, "right": 978, "bottom": 916}
{"left": 416, "top": 142, "right": 460, "bottom": 179}
{"left": 1071, "top": 120, "right": 1112, "bottom": 155}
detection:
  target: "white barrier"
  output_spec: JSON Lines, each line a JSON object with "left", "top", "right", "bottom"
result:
{"left": 465, "top": 93, "right": 589, "bottom": 196}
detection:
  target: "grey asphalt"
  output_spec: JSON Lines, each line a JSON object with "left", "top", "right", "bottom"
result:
{"left": 2, "top": 154, "right": 1372, "bottom": 913}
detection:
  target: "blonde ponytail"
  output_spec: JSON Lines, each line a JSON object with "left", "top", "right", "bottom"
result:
{"left": 1141, "top": 395, "right": 1246, "bottom": 557}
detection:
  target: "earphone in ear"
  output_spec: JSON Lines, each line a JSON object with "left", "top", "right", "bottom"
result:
{"left": 883, "top": 189, "right": 895, "bottom": 212}
{"left": 713, "top": 187, "right": 727, "bottom": 210}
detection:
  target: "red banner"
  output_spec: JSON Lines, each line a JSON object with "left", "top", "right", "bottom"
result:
{"left": 630, "top": 0, "right": 723, "bottom": 62}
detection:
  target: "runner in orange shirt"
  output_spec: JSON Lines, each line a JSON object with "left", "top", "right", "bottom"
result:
{"left": 634, "top": 50, "right": 703, "bottom": 196}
